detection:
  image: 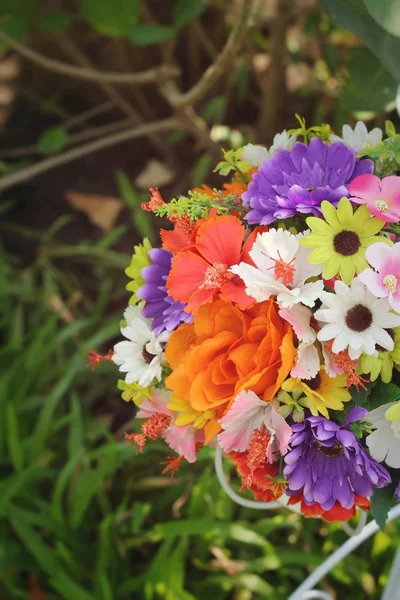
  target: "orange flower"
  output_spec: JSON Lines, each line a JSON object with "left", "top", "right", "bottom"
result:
{"left": 230, "top": 451, "right": 284, "bottom": 503}
{"left": 166, "top": 215, "right": 266, "bottom": 314}
{"left": 287, "top": 492, "right": 370, "bottom": 522}
{"left": 165, "top": 298, "right": 294, "bottom": 441}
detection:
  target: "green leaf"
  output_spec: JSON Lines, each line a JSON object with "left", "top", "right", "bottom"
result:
{"left": 366, "top": 381, "right": 400, "bottom": 412}
{"left": 371, "top": 485, "right": 395, "bottom": 530}
{"left": 6, "top": 403, "right": 24, "bottom": 473}
{"left": 173, "top": 0, "right": 206, "bottom": 29}
{"left": 37, "top": 127, "right": 68, "bottom": 155}
{"left": 320, "top": 0, "right": 400, "bottom": 82}
{"left": 116, "top": 170, "right": 153, "bottom": 240}
{"left": 128, "top": 24, "right": 177, "bottom": 46}
{"left": 78, "top": 0, "right": 141, "bottom": 37}
{"left": 363, "top": 0, "right": 400, "bottom": 38}
{"left": 191, "top": 153, "right": 213, "bottom": 187}
{"left": 339, "top": 47, "right": 397, "bottom": 114}
{"left": 38, "top": 12, "right": 71, "bottom": 32}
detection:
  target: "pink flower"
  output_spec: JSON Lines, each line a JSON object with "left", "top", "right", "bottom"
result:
{"left": 279, "top": 304, "right": 320, "bottom": 380}
{"left": 358, "top": 242, "right": 400, "bottom": 313}
{"left": 137, "top": 390, "right": 204, "bottom": 462}
{"left": 348, "top": 174, "right": 400, "bottom": 222}
{"left": 217, "top": 390, "right": 292, "bottom": 462}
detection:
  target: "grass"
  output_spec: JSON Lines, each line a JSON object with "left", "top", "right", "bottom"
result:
{"left": 0, "top": 216, "right": 399, "bottom": 600}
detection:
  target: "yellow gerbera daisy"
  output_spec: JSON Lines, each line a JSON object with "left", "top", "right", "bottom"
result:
{"left": 300, "top": 198, "right": 391, "bottom": 284}
{"left": 167, "top": 393, "right": 215, "bottom": 429}
{"left": 281, "top": 369, "right": 351, "bottom": 418}
{"left": 359, "top": 327, "right": 400, "bottom": 383}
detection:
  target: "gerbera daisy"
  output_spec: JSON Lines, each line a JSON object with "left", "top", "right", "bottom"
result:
{"left": 301, "top": 197, "right": 390, "bottom": 284}
{"left": 315, "top": 278, "right": 400, "bottom": 360}
{"left": 348, "top": 174, "right": 400, "bottom": 223}
{"left": 283, "top": 408, "right": 391, "bottom": 517}
{"left": 358, "top": 242, "right": 400, "bottom": 313}
{"left": 242, "top": 138, "right": 373, "bottom": 225}
{"left": 113, "top": 306, "right": 170, "bottom": 387}
{"left": 359, "top": 327, "right": 400, "bottom": 383}
{"left": 281, "top": 369, "right": 351, "bottom": 418}
{"left": 230, "top": 228, "right": 324, "bottom": 308}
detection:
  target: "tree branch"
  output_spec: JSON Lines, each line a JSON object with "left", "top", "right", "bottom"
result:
{"left": 0, "top": 118, "right": 180, "bottom": 192}
{"left": 160, "top": 0, "right": 253, "bottom": 108}
{"left": 0, "top": 32, "right": 180, "bottom": 85}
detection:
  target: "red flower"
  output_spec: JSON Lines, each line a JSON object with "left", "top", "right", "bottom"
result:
{"left": 287, "top": 492, "right": 370, "bottom": 522}
{"left": 166, "top": 215, "right": 266, "bottom": 315}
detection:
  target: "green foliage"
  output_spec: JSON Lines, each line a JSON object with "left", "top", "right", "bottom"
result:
{"left": 37, "top": 126, "right": 68, "bottom": 155}
{"left": 78, "top": 0, "right": 141, "bottom": 37}
{"left": 320, "top": 0, "right": 400, "bottom": 82}
{"left": 288, "top": 114, "right": 332, "bottom": 143}
{"left": 214, "top": 148, "right": 251, "bottom": 179}
{"left": 363, "top": 0, "right": 400, "bottom": 38}
{"left": 116, "top": 170, "right": 154, "bottom": 241}
{"left": 371, "top": 484, "right": 396, "bottom": 530}
{"left": 128, "top": 24, "right": 177, "bottom": 46}
{"left": 153, "top": 189, "right": 246, "bottom": 221}
{"left": 38, "top": 12, "right": 72, "bottom": 33}
{"left": 174, "top": 0, "right": 206, "bottom": 29}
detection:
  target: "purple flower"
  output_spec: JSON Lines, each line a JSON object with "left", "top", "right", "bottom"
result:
{"left": 137, "top": 248, "right": 193, "bottom": 335}
{"left": 242, "top": 138, "right": 374, "bottom": 225}
{"left": 283, "top": 408, "right": 391, "bottom": 511}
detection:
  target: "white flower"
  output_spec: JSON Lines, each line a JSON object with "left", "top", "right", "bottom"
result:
{"left": 365, "top": 402, "right": 400, "bottom": 468}
{"left": 242, "top": 143, "right": 269, "bottom": 167}
{"left": 113, "top": 305, "right": 170, "bottom": 387}
{"left": 279, "top": 304, "right": 320, "bottom": 379}
{"left": 330, "top": 121, "right": 382, "bottom": 151}
{"left": 315, "top": 278, "right": 400, "bottom": 360}
{"left": 241, "top": 131, "right": 296, "bottom": 167}
{"left": 269, "top": 130, "right": 297, "bottom": 154}
{"left": 230, "top": 228, "right": 323, "bottom": 309}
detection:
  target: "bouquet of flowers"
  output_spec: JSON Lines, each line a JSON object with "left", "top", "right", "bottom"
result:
{"left": 90, "top": 118, "right": 400, "bottom": 524}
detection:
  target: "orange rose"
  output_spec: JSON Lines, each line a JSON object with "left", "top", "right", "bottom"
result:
{"left": 165, "top": 299, "right": 294, "bottom": 441}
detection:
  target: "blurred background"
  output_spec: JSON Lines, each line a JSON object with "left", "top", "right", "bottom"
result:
{"left": 1, "top": 1, "right": 400, "bottom": 599}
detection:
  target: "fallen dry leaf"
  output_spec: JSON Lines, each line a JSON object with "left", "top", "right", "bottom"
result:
{"left": 65, "top": 190, "right": 123, "bottom": 231}
{"left": 135, "top": 159, "right": 174, "bottom": 189}
{"left": 47, "top": 294, "right": 75, "bottom": 323}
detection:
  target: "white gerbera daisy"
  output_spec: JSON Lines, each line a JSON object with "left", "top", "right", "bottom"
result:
{"left": 113, "top": 305, "right": 170, "bottom": 387}
{"left": 230, "top": 228, "right": 323, "bottom": 308}
{"left": 315, "top": 278, "right": 400, "bottom": 360}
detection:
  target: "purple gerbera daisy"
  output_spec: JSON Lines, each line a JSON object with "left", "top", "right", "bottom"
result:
{"left": 242, "top": 138, "right": 374, "bottom": 225}
{"left": 137, "top": 248, "right": 193, "bottom": 335}
{"left": 283, "top": 408, "right": 391, "bottom": 512}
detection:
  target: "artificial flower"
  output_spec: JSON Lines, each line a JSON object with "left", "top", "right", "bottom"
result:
{"left": 218, "top": 390, "right": 292, "bottom": 461}
{"left": 230, "top": 228, "right": 323, "bottom": 309}
{"left": 167, "top": 393, "right": 215, "bottom": 429}
{"left": 165, "top": 298, "right": 294, "bottom": 441}
{"left": 281, "top": 368, "right": 351, "bottom": 418}
{"left": 331, "top": 121, "right": 382, "bottom": 151}
{"left": 301, "top": 198, "right": 390, "bottom": 284}
{"left": 113, "top": 305, "right": 170, "bottom": 387}
{"left": 166, "top": 215, "right": 264, "bottom": 314}
{"left": 316, "top": 278, "right": 400, "bottom": 360}
{"left": 359, "top": 326, "right": 400, "bottom": 383}
{"left": 241, "top": 131, "right": 297, "bottom": 167}
{"left": 117, "top": 380, "right": 152, "bottom": 405}
{"left": 348, "top": 174, "right": 400, "bottom": 223}
{"left": 230, "top": 451, "right": 284, "bottom": 502}
{"left": 137, "top": 247, "right": 193, "bottom": 335}
{"left": 365, "top": 402, "right": 400, "bottom": 468}
{"left": 279, "top": 305, "right": 320, "bottom": 379}
{"left": 134, "top": 389, "right": 204, "bottom": 462}
{"left": 358, "top": 242, "right": 400, "bottom": 313}
{"left": 242, "top": 138, "right": 373, "bottom": 225}
{"left": 283, "top": 408, "right": 391, "bottom": 516}
{"left": 125, "top": 238, "right": 152, "bottom": 304}
{"left": 276, "top": 389, "right": 316, "bottom": 423}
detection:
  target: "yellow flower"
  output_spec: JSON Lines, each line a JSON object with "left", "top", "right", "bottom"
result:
{"left": 167, "top": 393, "right": 215, "bottom": 429}
{"left": 281, "top": 369, "right": 351, "bottom": 418}
{"left": 301, "top": 198, "right": 391, "bottom": 284}
{"left": 125, "top": 238, "right": 152, "bottom": 304}
{"left": 117, "top": 380, "right": 152, "bottom": 405}
{"left": 359, "top": 327, "right": 400, "bottom": 383}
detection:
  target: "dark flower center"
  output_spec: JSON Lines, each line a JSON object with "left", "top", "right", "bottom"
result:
{"left": 316, "top": 441, "right": 344, "bottom": 457}
{"left": 306, "top": 187, "right": 315, "bottom": 192}
{"left": 376, "top": 328, "right": 395, "bottom": 352}
{"left": 142, "top": 345, "right": 154, "bottom": 364}
{"left": 333, "top": 230, "right": 361, "bottom": 256}
{"left": 303, "top": 373, "right": 321, "bottom": 391}
{"left": 345, "top": 304, "right": 373, "bottom": 332}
